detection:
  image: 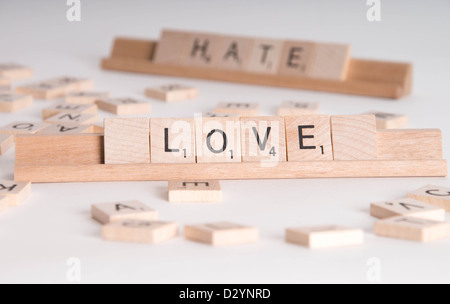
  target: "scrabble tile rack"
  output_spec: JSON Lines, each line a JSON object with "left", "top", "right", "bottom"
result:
{"left": 101, "top": 38, "right": 413, "bottom": 99}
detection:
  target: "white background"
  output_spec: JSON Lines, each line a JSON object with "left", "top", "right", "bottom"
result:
{"left": 0, "top": 0, "right": 450, "bottom": 284}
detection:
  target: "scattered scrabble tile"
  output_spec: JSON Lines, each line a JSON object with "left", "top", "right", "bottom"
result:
{"left": 184, "top": 222, "right": 258, "bottom": 246}
{"left": 0, "top": 63, "right": 33, "bottom": 80}
{"left": 374, "top": 216, "right": 450, "bottom": 243}
{"left": 42, "top": 102, "right": 98, "bottom": 120}
{"left": 213, "top": 102, "right": 260, "bottom": 116}
{"left": 407, "top": 185, "right": 450, "bottom": 212}
{"left": 102, "top": 220, "right": 178, "bottom": 244}
{"left": 92, "top": 201, "right": 158, "bottom": 224}
{"left": 145, "top": 84, "right": 198, "bottom": 102}
{"left": 371, "top": 198, "right": 445, "bottom": 221}
{"left": 97, "top": 97, "right": 151, "bottom": 115}
{"left": 66, "top": 91, "right": 109, "bottom": 104}
{"left": 277, "top": 101, "right": 319, "bottom": 116}
{"left": 285, "top": 115, "right": 333, "bottom": 161}
{"left": 247, "top": 39, "right": 284, "bottom": 74}
{"left": 365, "top": 112, "right": 409, "bottom": 129}
{"left": 215, "top": 36, "right": 253, "bottom": 70}
{"left": 38, "top": 123, "right": 93, "bottom": 135}
{"left": 240, "top": 116, "right": 287, "bottom": 163}
{"left": 278, "top": 41, "right": 317, "bottom": 77}
{"left": 0, "top": 77, "right": 11, "bottom": 92}
{"left": 45, "top": 112, "right": 98, "bottom": 125}
{"left": 0, "top": 134, "right": 14, "bottom": 155}
{"left": 0, "top": 121, "right": 49, "bottom": 135}
{"left": 202, "top": 112, "right": 238, "bottom": 118}
{"left": 168, "top": 181, "right": 222, "bottom": 202}
{"left": 183, "top": 32, "right": 222, "bottom": 68}
{"left": 104, "top": 118, "right": 151, "bottom": 164}
{"left": 0, "top": 180, "right": 31, "bottom": 207}
{"left": 0, "top": 93, "right": 33, "bottom": 112}
{"left": 286, "top": 226, "right": 364, "bottom": 249}
{"left": 16, "top": 76, "right": 93, "bottom": 100}
{"left": 331, "top": 115, "right": 377, "bottom": 160}
{"left": 0, "top": 195, "right": 9, "bottom": 213}
{"left": 308, "top": 43, "right": 351, "bottom": 80}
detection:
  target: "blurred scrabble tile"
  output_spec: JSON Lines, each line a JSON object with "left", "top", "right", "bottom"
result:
{"left": 0, "top": 121, "right": 49, "bottom": 135}
{"left": 42, "top": 102, "right": 98, "bottom": 120}
{"left": 97, "top": 97, "right": 151, "bottom": 115}
{"left": 92, "top": 124, "right": 104, "bottom": 133}
{"left": 0, "top": 77, "right": 11, "bottom": 92}
{"left": 168, "top": 181, "right": 222, "bottom": 202}
{"left": 0, "top": 195, "right": 9, "bottom": 213}
{"left": 184, "top": 222, "right": 258, "bottom": 246}
{"left": 363, "top": 112, "right": 409, "bottom": 129}
{"left": 16, "top": 77, "right": 93, "bottom": 100}
{"left": 407, "top": 185, "right": 450, "bottom": 212}
{"left": 66, "top": 91, "right": 109, "bottom": 104}
{"left": 153, "top": 30, "right": 191, "bottom": 65}
{"left": 150, "top": 118, "right": 196, "bottom": 164}
{"left": 145, "top": 85, "right": 198, "bottom": 102}
{"left": 309, "top": 43, "right": 351, "bottom": 80}
{"left": 38, "top": 123, "right": 93, "bottom": 135}
{"left": 92, "top": 201, "right": 158, "bottom": 225}
{"left": 285, "top": 115, "right": 333, "bottom": 161}
{"left": 203, "top": 112, "right": 238, "bottom": 118}
{"left": 0, "top": 63, "right": 33, "bottom": 80}
{"left": 0, "top": 180, "right": 31, "bottom": 207}
{"left": 0, "top": 134, "right": 14, "bottom": 155}
{"left": 240, "top": 116, "right": 286, "bottom": 163}
{"left": 0, "top": 93, "right": 33, "bottom": 112}
{"left": 277, "top": 101, "right": 319, "bottom": 116}
{"left": 213, "top": 102, "right": 260, "bottom": 116}
{"left": 279, "top": 41, "right": 317, "bottom": 77}
{"left": 374, "top": 216, "right": 450, "bottom": 243}
{"left": 104, "top": 118, "right": 150, "bottom": 164}
{"left": 371, "top": 198, "right": 445, "bottom": 221}
{"left": 331, "top": 115, "right": 377, "bottom": 160}
{"left": 102, "top": 220, "right": 179, "bottom": 244}
{"left": 182, "top": 32, "right": 222, "bottom": 68}
{"left": 195, "top": 117, "right": 242, "bottom": 163}
{"left": 215, "top": 36, "right": 253, "bottom": 70}
{"left": 247, "top": 39, "right": 284, "bottom": 74}
{"left": 286, "top": 226, "right": 364, "bottom": 249}
{"left": 45, "top": 112, "right": 98, "bottom": 125}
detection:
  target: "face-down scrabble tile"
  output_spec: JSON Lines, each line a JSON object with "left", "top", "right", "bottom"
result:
{"left": 102, "top": 220, "right": 179, "bottom": 244}
{"left": 0, "top": 134, "right": 14, "bottom": 155}
{"left": 407, "top": 185, "right": 450, "bottom": 212}
{"left": 278, "top": 40, "right": 317, "bottom": 77}
{"left": 0, "top": 180, "right": 31, "bottom": 207}
{"left": 195, "top": 117, "right": 242, "bottom": 163}
{"left": 184, "top": 222, "right": 258, "bottom": 246}
{"left": 331, "top": 115, "right": 377, "bottom": 160}
{"left": 240, "top": 116, "right": 287, "bottom": 163}
{"left": 364, "top": 111, "right": 408, "bottom": 129}
{"left": 182, "top": 32, "right": 222, "bottom": 68}
{"left": 0, "top": 195, "right": 9, "bottom": 212}
{"left": 65, "top": 91, "right": 109, "bottom": 104}
{"left": 215, "top": 35, "right": 253, "bottom": 71}
{"left": 374, "top": 216, "right": 450, "bottom": 243}
{"left": 97, "top": 97, "right": 151, "bottom": 115}
{"left": 0, "top": 63, "right": 33, "bottom": 80}
{"left": 308, "top": 43, "right": 351, "bottom": 80}
{"left": 16, "top": 76, "right": 93, "bottom": 100}
{"left": 247, "top": 38, "right": 284, "bottom": 74}
{"left": 286, "top": 225, "right": 364, "bottom": 249}
{"left": 145, "top": 84, "right": 198, "bottom": 102}
{"left": 0, "top": 121, "right": 49, "bottom": 135}
{"left": 285, "top": 115, "right": 333, "bottom": 161}
{"left": 277, "top": 101, "right": 319, "bottom": 116}
{"left": 150, "top": 118, "right": 196, "bottom": 164}
{"left": 0, "top": 93, "right": 33, "bottom": 113}
{"left": 38, "top": 123, "right": 94, "bottom": 135}
{"left": 213, "top": 102, "right": 260, "bottom": 117}
{"left": 42, "top": 101, "right": 98, "bottom": 120}
{"left": 45, "top": 112, "right": 98, "bottom": 125}
{"left": 91, "top": 201, "right": 158, "bottom": 224}
{"left": 371, "top": 198, "right": 445, "bottom": 222}
{"left": 168, "top": 180, "right": 222, "bottom": 203}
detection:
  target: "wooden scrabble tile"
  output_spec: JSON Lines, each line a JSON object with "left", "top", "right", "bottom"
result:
{"left": 331, "top": 115, "right": 377, "bottom": 160}
{"left": 92, "top": 201, "right": 158, "bottom": 224}
{"left": 0, "top": 180, "right": 31, "bottom": 207}
{"left": 97, "top": 98, "right": 151, "bottom": 115}
{"left": 182, "top": 32, "right": 222, "bottom": 68}
{"left": 45, "top": 112, "right": 98, "bottom": 125}
{"left": 407, "top": 185, "right": 450, "bottom": 212}
{"left": 0, "top": 121, "right": 49, "bottom": 135}
{"left": 168, "top": 181, "right": 222, "bottom": 202}
{"left": 0, "top": 76, "right": 11, "bottom": 89}
{"left": 247, "top": 39, "right": 284, "bottom": 74}
{"left": 195, "top": 117, "right": 242, "bottom": 163}
{"left": 150, "top": 118, "right": 195, "bottom": 164}
{"left": 42, "top": 102, "right": 98, "bottom": 120}
{"left": 374, "top": 216, "right": 450, "bottom": 243}
{"left": 371, "top": 198, "right": 445, "bottom": 221}
{"left": 0, "top": 63, "right": 33, "bottom": 80}
{"left": 0, "top": 195, "right": 9, "bottom": 213}
{"left": 38, "top": 123, "right": 94, "bottom": 135}
{"left": 145, "top": 85, "right": 198, "bottom": 102}
{"left": 92, "top": 124, "right": 104, "bottom": 133}
{"left": 184, "top": 222, "right": 258, "bottom": 246}
{"left": 278, "top": 41, "right": 317, "bottom": 77}
{"left": 104, "top": 118, "right": 150, "bottom": 164}
{"left": 213, "top": 102, "right": 260, "bottom": 116}
{"left": 66, "top": 92, "right": 109, "bottom": 104}
{"left": 102, "top": 220, "right": 178, "bottom": 244}
{"left": 240, "top": 116, "right": 287, "bottom": 163}
{"left": 203, "top": 112, "right": 238, "bottom": 118}
{"left": 309, "top": 43, "right": 351, "bottom": 80}
{"left": 286, "top": 226, "right": 364, "bottom": 249}
{"left": 215, "top": 36, "right": 253, "bottom": 70}
{"left": 365, "top": 112, "right": 408, "bottom": 129}
{"left": 153, "top": 30, "right": 191, "bottom": 65}
{"left": 285, "top": 115, "right": 333, "bottom": 161}
{"left": 278, "top": 101, "right": 319, "bottom": 116}
{"left": 0, "top": 93, "right": 33, "bottom": 112}
{"left": 16, "top": 77, "right": 93, "bottom": 100}
{"left": 0, "top": 134, "right": 14, "bottom": 155}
